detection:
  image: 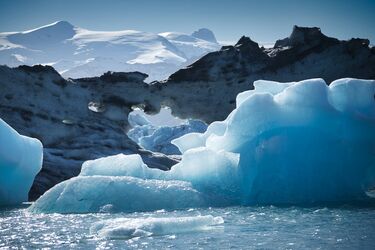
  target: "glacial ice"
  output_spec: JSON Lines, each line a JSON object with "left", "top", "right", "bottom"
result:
{"left": 29, "top": 175, "right": 204, "bottom": 213}
{"left": 128, "top": 113, "right": 207, "bottom": 155}
{"left": 91, "top": 215, "right": 224, "bottom": 239}
{"left": 0, "top": 118, "right": 43, "bottom": 206}
{"left": 31, "top": 78, "right": 375, "bottom": 213}
{"left": 80, "top": 154, "right": 159, "bottom": 178}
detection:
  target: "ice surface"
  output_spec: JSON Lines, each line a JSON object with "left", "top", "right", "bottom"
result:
{"left": 29, "top": 175, "right": 204, "bottom": 213}
{"left": 127, "top": 112, "right": 152, "bottom": 127}
{"left": 172, "top": 121, "right": 226, "bottom": 154}
{"left": 80, "top": 154, "right": 161, "bottom": 178}
{"left": 0, "top": 118, "right": 43, "bottom": 206}
{"left": 91, "top": 215, "right": 224, "bottom": 239}
{"left": 31, "top": 78, "right": 375, "bottom": 213}
{"left": 128, "top": 116, "right": 207, "bottom": 155}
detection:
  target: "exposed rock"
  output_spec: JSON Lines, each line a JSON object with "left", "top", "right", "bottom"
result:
{"left": 163, "top": 26, "right": 375, "bottom": 122}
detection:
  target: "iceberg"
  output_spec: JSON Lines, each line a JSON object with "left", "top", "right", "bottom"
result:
{"left": 29, "top": 154, "right": 204, "bottom": 213}
{"left": 29, "top": 175, "right": 204, "bottom": 213}
{"left": 91, "top": 215, "right": 224, "bottom": 239}
{"left": 31, "top": 78, "right": 375, "bottom": 213}
{"left": 173, "top": 78, "right": 375, "bottom": 205}
{"left": 0, "top": 118, "right": 43, "bottom": 206}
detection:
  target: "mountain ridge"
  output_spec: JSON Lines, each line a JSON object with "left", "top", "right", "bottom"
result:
{"left": 0, "top": 21, "right": 220, "bottom": 81}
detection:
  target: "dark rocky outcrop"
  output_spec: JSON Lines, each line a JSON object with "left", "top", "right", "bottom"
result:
{"left": 162, "top": 25, "right": 375, "bottom": 122}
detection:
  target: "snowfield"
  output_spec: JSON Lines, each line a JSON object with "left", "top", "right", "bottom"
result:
{"left": 0, "top": 21, "right": 220, "bottom": 81}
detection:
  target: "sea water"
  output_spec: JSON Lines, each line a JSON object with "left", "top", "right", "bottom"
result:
{"left": 1, "top": 205, "right": 374, "bottom": 249}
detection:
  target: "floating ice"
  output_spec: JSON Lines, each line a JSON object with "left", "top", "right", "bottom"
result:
{"left": 128, "top": 112, "right": 152, "bottom": 127}
{"left": 91, "top": 215, "right": 224, "bottom": 239}
{"left": 128, "top": 117, "right": 207, "bottom": 155}
{"left": 80, "top": 154, "right": 161, "bottom": 179}
{"left": 0, "top": 118, "right": 43, "bottom": 206}
{"left": 29, "top": 175, "right": 204, "bottom": 213}
{"left": 31, "top": 78, "right": 375, "bottom": 213}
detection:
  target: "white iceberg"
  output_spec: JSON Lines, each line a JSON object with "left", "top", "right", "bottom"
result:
{"left": 0, "top": 118, "right": 43, "bottom": 206}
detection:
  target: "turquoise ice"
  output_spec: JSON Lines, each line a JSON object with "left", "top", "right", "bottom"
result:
{"left": 31, "top": 78, "right": 375, "bottom": 213}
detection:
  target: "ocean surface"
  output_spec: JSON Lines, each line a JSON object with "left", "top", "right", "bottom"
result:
{"left": 1, "top": 205, "right": 374, "bottom": 249}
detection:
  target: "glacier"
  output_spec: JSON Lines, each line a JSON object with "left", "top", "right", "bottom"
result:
{"left": 0, "top": 118, "right": 43, "bottom": 206}
{"left": 30, "top": 78, "right": 375, "bottom": 213}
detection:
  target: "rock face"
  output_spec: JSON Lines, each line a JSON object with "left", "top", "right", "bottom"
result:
{"left": 0, "top": 65, "right": 178, "bottom": 200}
{"left": 1, "top": 26, "right": 374, "bottom": 199}
{"left": 162, "top": 26, "right": 375, "bottom": 122}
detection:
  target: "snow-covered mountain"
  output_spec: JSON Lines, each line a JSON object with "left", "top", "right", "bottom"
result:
{"left": 0, "top": 21, "right": 220, "bottom": 81}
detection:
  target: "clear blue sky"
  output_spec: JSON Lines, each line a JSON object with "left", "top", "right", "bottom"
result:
{"left": 0, "top": 0, "right": 374, "bottom": 44}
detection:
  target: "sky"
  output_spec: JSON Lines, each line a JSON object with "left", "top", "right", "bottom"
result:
{"left": 0, "top": 0, "right": 374, "bottom": 44}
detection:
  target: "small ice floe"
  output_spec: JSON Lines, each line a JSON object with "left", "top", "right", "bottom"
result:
{"left": 90, "top": 215, "right": 224, "bottom": 239}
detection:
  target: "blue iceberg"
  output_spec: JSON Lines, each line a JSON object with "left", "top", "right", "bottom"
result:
{"left": 31, "top": 78, "right": 375, "bottom": 213}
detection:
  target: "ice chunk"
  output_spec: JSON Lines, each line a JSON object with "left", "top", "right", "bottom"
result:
{"left": 80, "top": 154, "right": 162, "bottom": 178}
{"left": 172, "top": 121, "right": 225, "bottom": 154}
{"left": 128, "top": 119, "right": 207, "bottom": 155}
{"left": 328, "top": 78, "right": 375, "bottom": 117}
{"left": 128, "top": 112, "right": 151, "bottom": 127}
{"left": 91, "top": 215, "right": 224, "bottom": 239}
{"left": 29, "top": 175, "right": 204, "bottom": 213}
{"left": 0, "top": 118, "right": 43, "bottom": 206}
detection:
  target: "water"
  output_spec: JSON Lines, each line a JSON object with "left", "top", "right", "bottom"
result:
{"left": 1, "top": 205, "right": 375, "bottom": 249}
